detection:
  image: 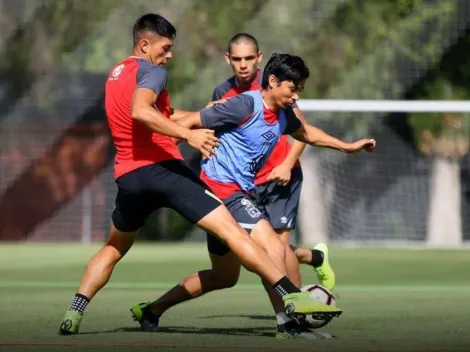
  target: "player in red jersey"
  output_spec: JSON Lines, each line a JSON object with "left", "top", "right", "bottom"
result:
{"left": 58, "top": 13, "right": 338, "bottom": 336}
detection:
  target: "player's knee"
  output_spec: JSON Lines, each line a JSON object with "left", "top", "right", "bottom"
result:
{"left": 271, "top": 236, "right": 287, "bottom": 262}
{"left": 105, "top": 224, "right": 136, "bottom": 258}
{"left": 216, "top": 272, "right": 239, "bottom": 289}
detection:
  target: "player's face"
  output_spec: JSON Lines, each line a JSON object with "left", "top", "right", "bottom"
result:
{"left": 225, "top": 43, "right": 263, "bottom": 85}
{"left": 270, "top": 76, "right": 305, "bottom": 109}
{"left": 141, "top": 34, "right": 173, "bottom": 66}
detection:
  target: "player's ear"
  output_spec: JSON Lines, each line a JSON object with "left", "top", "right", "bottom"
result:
{"left": 224, "top": 52, "right": 231, "bottom": 65}
{"left": 140, "top": 38, "right": 151, "bottom": 54}
{"left": 268, "top": 74, "right": 279, "bottom": 89}
{"left": 257, "top": 51, "right": 263, "bottom": 64}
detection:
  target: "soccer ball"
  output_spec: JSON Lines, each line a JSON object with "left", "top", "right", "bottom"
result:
{"left": 301, "top": 284, "right": 337, "bottom": 329}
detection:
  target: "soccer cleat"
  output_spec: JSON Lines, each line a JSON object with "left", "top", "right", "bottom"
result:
{"left": 283, "top": 292, "right": 342, "bottom": 321}
{"left": 58, "top": 310, "right": 83, "bottom": 335}
{"left": 313, "top": 243, "right": 336, "bottom": 291}
{"left": 130, "top": 302, "right": 160, "bottom": 332}
{"left": 276, "top": 320, "right": 333, "bottom": 340}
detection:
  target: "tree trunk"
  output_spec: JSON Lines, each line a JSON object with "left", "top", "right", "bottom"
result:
{"left": 426, "top": 157, "right": 462, "bottom": 247}
{"left": 298, "top": 151, "right": 328, "bottom": 245}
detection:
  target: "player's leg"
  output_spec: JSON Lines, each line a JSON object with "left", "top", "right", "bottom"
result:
{"left": 250, "top": 219, "right": 332, "bottom": 339}
{"left": 277, "top": 229, "right": 301, "bottom": 288}
{"left": 255, "top": 167, "right": 336, "bottom": 290}
{"left": 131, "top": 191, "right": 287, "bottom": 332}
{"left": 130, "top": 161, "right": 341, "bottom": 327}
{"left": 59, "top": 167, "right": 152, "bottom": 335}
{"left": 216, "top": 193, "right": 329, "bottom": 339}
{"left": 131, "top": 249, "right": 241, "bottom": 331}
{"left": 77, "top": 224, "right": 136, "bottom": 299}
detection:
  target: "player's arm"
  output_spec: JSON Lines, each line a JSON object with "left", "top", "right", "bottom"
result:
{"left": 177, "top": 94, "right": 254, "bottom": 131}
{"left": 283, "top": 106, "right": 307, "bottom": 167}
{"left": 205, "top": 87, "right": 229, "bottom": 108}
{"left": 286, "top": 109, "right": 376, "bottom": 153}
{"left": 131, "top": 66, "right": 219, "bottom": 158}
{"left": 168, "top": 108, "right": 193, "bottom": 122}
{"left": 267, "top": 105, "right": 307, "bottom": 186}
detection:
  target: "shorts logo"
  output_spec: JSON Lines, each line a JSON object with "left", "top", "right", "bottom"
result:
{"left": 262, "top": 131, "right": 276, "bottom": 140}
{"left": 241, "top": 198, "right": 261, "bottom": 218}
{"left": 280, "top": 217, "right": 288, "bottom": 224}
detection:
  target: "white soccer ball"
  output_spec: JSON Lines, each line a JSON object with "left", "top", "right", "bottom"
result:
{"left": 301, "top": 284, "right": 337, "bottom": 329}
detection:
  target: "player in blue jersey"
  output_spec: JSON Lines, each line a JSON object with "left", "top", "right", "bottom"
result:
{"left": 210, "top": 33, "right": 335, "bottom": 297}
{"left": 130, "top": 53, "right": 376, "bottom": 339}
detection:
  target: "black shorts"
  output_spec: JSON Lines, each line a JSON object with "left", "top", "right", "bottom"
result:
{"left": 207, "top": 191, "right": 267, "bottom": 256}
{"left": 251, "top": 167, "right": 303, "bottom": 230}
{"left": 112, "top": 160, "right": 222, "bottom": 232}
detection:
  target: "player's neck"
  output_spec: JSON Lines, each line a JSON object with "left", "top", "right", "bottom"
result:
{"left": 130, "top": 50, "right": 151, "bottom": 62}
{"left": 261, "top": 90, "right": 279, "bottom": 111}
{"left": 236, "top": 71, "right": 258, "bottom": 90}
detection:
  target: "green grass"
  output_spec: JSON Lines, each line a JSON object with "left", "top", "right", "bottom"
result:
{"left": 1, "top": 243, "right": 469, "bottom": 352}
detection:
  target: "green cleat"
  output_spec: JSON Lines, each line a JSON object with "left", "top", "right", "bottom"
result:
{"left": 314, "top": 243, "right": 336, "bottom": 291}
{"left": 58, "top": 310, "right": 83, "bottom": 335}
{"left": 130, "top": 302, "right": 160, "bottom": 332}
{"left": 283, "top": 292, "right": 342, "bottom": 321}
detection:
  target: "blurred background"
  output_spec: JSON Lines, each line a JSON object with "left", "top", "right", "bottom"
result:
{"left": 1, "top": 0, "right": 470, "bottom": 248}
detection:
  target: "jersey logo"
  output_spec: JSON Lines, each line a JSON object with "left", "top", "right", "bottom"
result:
{"left": 262, "top": 131, "right": 276, "bottom": 140}
{"left": 110, "top": 64, "right": 124, "bottom": 80}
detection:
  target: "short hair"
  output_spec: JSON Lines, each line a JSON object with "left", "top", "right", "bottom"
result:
{"left": 227, "top": 33, "right": 259, "bottom": 54}
{"left": 261, "top": 53, "right": 310, "bottom": 89}
{"left": 133, "top": 13, "right": 176, "bottom": 46}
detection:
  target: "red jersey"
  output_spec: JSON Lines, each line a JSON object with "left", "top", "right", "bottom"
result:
{"left": 212, "top": 69, "right": 301, "bottom": 186}
{"left": 105, "top": 57, "right": 182, "bottom": 179}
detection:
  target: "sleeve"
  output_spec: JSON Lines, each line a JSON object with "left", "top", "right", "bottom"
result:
{"left": 136, "top": 64, "right": 168, "bottom": 95}
{"left": 200, "top": 94, "right": 254, "bottom": 129}
{"left": 212, "top": 87, "right": 221, "bottom": 101}
{"left": 283, "top": 106, "right": 303, "bottom": 135}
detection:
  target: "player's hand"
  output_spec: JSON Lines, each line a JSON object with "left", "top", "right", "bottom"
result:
{"left": 206, "top": 98, "right": 228, "bottom": 108}
{"left": 344, "top": 139, "right": 376, "bottom": 153}
{"left": 267, "top": 163, "right": 292, "bottom": 186}
{"left": 185, "top": 129, "right": 220, "bottom": 159}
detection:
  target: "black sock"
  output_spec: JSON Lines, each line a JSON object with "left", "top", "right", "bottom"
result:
{"left": 272, "top": 276, "right": 301, "bottom": 297}
{"left": 143, "top": 305, "right": 161, "bottom": 323}
{"left": 69, "top": 293, "right": 90, "bottom": 316}
{"left": 310, "top": 249, "right": 324, "bottom": 268}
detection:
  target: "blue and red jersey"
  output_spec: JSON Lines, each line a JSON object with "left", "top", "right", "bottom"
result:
{"left": 212, "top": 69, "right": 301, "bottom": 186}
{"left": 200, "top": 90, "right": 302, "bottom": 199}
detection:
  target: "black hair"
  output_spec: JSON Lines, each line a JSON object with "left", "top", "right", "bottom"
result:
{"left": 261, "top": 53, "right": 310, "bottom": 89}
{"left": 227, "top": 33, "right": 259, "bottom": 54}
{"left": 133, "top": 13, "right": 176, "bottom": 46}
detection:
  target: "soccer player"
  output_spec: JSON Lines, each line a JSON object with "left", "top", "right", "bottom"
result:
{"left": 58, "top": 13, "right": 339, "bottom": 336}
{"left": 211, "top": 33, "right": 334, "bottom": 292}
{"left": 130, "top": 53, "right": 375, "bottom": 339}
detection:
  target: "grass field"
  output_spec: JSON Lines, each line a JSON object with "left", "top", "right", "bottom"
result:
{"left": 0, "top": 243, "right": 469, "bottom": 352}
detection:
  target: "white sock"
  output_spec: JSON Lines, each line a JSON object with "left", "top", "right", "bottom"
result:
{"left": 276, "top": 312, "right": 292, "bottom": 325}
